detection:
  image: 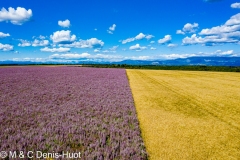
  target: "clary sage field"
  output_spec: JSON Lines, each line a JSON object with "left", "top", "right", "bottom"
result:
{"left": 0, "top": 67, "right": 147, "bottom": 160}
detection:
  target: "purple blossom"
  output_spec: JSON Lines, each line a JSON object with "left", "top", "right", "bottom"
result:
{"left": 0, "top": 67, "right": 148, "bottom": 159}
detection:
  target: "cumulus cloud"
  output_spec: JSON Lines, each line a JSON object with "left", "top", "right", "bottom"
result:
{"left": 177, "top": 23, "right": 199, "bottom": 34}
{"left": 146, "top": 34, "right": 154, "bottom": 40}
{"left": 167, "top": 43, "right": 178, "bottom": 47}
{"left": 183, "top": 23, "right": 199, "bottom": 32}
{"left": 40, "top": 47, "right": 70, "bottom": 52}
{"left": 0, "top": 43, "right": 13, "bottom": 51}
{"left": 121, "top": 33, "right": 154, "bottom": 44}
{"left": 128, "top": 56, "right": 150, "bottom": 60}
{"left": 18, "top": 39, "right": 49, "bottom": 47}
{"left": 109, "top": 24, "right": 116, "bottom": 31}
{"left": 129, "top": 44, "right": 147, "bottom": 51}
{"left": 225, "top": 13, "right": 240, "bottom": 26}
{"left": 39, "top": 35, "right": 46, "bottom": 40}
{"left": 18, "top": 39, "right": 31, "bottom": 47}
{"left": 182, "top": 34, "right": 237, "bottom": 45}
{"left": 32, "top": 39, "right": 49, "bottom": 47}
{"left": 135, "top": 33, "right": 146, "bottom": 40}
{"left": 49, "top": 53, "right": 123, "bottom": 62}
{"left": 50, "top": 30, "right": 76, "bottom": 44}
{"left": 50, "top": 53, "right": 90, "bottom": 59}
{"left": 0, "top": 7, "right": 32, "bottom": 25}
{"left": 150, "top": 47, "right": 156, "bottom": 50}
{"left": 109, "top": 45, "right": 119, "bottom": 51}
{"left": 158, "top": 35, "right": 172, "bottom": 44}
{"left": 94, "top": 49, "right": 100, "bottom": 52}
{"left": 107, "top": 24, "right": 116, "bottom": 34}
{"left": 199, "top": 25, "right": 240, "bottom": 35}
{"left": 59, "top": 38, "right": 104, "bottom": 48}
{"left": 121, "top": 37, "right": 135, "bottom": 44}
{"left": 47, "top": 49, "right": 239, "bottom": 62}
{"left": 231, "top": 3, "right": 240, "bottom": 8}
{"left": 184, "top": 13, "right": 240, "bottom": 46}
{"left": 102, "top": 50, "right": 109, "bottom": 53}
{"left": 0, "top": 32, "right": 10, "bottom": 38}
{"left": 220, "top": 50, "right": 234, "bottom": 55}
{"left": 58, "top": 19, "right": 70, "bottom": 28}
{"left": 176, "top": 30, "right": 185, "bottom": 35}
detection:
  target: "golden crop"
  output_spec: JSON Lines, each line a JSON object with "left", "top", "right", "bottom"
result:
{"left": 127, "top": 69, "right": 240, "bottom": 160}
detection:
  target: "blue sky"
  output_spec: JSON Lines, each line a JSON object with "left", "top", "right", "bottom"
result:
{"left": 0, "top": 0, "right": 240, "bottom": 62}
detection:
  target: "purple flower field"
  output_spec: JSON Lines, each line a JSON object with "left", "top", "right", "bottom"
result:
{"left": 0, "top": 67, "right": 147, "bottom": 159}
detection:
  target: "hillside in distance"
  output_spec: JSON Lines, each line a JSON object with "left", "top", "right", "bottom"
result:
{"left": 1, "top": 57, "right": 240, "bottom": 66}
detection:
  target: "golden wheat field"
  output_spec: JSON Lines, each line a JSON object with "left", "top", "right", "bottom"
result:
{"left": 126, "top": 69, "right": 240, "bottom": 160}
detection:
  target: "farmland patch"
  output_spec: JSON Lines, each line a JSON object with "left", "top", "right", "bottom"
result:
{"left": 0, "top": 67, "right": 147, "bottom": 159}
{"left": 127, "top": 69, "right": 240, "bottom": 160}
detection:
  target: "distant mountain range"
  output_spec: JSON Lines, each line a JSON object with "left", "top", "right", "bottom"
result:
{"left": 1, "top": 57, "right": 240, "bottom": 66}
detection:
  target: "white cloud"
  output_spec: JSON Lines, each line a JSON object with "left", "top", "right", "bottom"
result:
{"left": 107, "top": 30, "right": 113, "bottom": 34}
{"left": 32, "top": 39, "right": 49, "bottom": 47}
{"left": 176, "top": 30, "right": 185, "bottom": 35}
{"left": 150, "top": 41, "right": 155, "bottom": 44}
{"left": 18, "top": 39, "right": 49, "bottom": 47}
{"left": 0, "top": 43, "right": 13, "bottom": 51}
{"left": 109, "top": 45, "right": 119, "bottom": 51}
{"left": 58, "top": 19, "right": 70, "bottom": 28}
{"left": 50, "top": 53, "right": 90, "bottom": 59}
{"left": 121, "top": 37, "right": 135, "bottom": 44}
{"left": 158, "top": 35, "right": 172, "bottom": 44}
{"left": 39, "top": 35, "right": 46, "bottom": 40}
{"left": 129, "top": 44, "right": 147, "bottom": 50}
{"left": 182, "top": 34, "right": 237, "bottom": 45}
{"left": 102, "top": 50, "right": 109, "bottom": 53}
{"left": 40, "top": 47, "right": 70, "bottom": 52}
{"left": 176, "top": 23, "right": 198, "bottom": 34}
{"left": 199, "top": 25, "right": 240, "bottom": 35}
{"left": 197, "top": 50, "right": 236, "bottom": 57}
{"left": 220, "top": 50, "right": 234, "bottom": 55}
{"left": 60, "top": 38, "right": 104, "bottom": 48}
{"left": 121, "top": 33, "right": 154, "bottom": 44}
{"left": 50, "top": 30, "right": 76, "bottom": 44}
{"left": 167, "top": 43, "right": 178, "bottom": 47}
{"left": 135, "top": 33, "right": 146, "bottom": 40}
{"left": 225, "top": 13, "right": 240, "bottom": 26}
{"left": 129, "top": 56, "right": 150, "bottom": 60}
{"left": 146, "top": 34, "right": 154, "bottom": 40}
{"left": 109, "top": 24, "right": 116, "bottom": 31}
{"left": 150, "top": 47, "right": 156, "bottom": 50}
{"left": 0, "top": 7, "right": 32, "bottom": 25}
{"left": 0, "top": 32, "right": 10, "bottom": 38}
{"left": 184, "top": 13, "right": 240, "bottom": 46}
{"left": 49, "top": 53, "right": 123, "bottom": 62}
{"left": 159, "top": 53, "right": 197, "bottom": 59}
{"left": 18, "top": 39, "right": 31, "bottom": 47}
{"left": 177, "top": 23, "right": 199, "bottom": 34}
{"left": 107, "top": 24, "right": 116, "bottom": 34}
{"left": 183, "top": 23, "right": 199, "bottom": 33}
{"left": 94, "top": 49, "right": 100, "bottom": 52}
{"left": 231, "top": 3, "right": 240, "bottom": 9}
